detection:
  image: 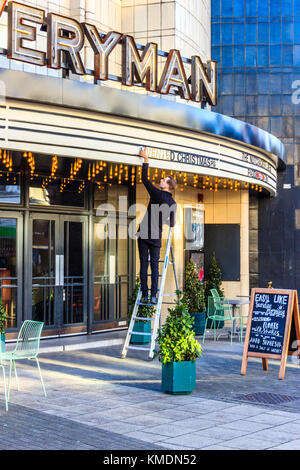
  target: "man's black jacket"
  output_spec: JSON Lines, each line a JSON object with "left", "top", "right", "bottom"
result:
{"left": 137, "top": 162, "right": 176, "bottom": 247}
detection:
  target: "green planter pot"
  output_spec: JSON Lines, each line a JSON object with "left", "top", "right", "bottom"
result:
{"left": 161, "top": 360, "right": 196, "bottom": 395}
{"left": 1, "top": 333, "right": 5, "bottom": 353}
{"left": 189, "top": 312, "right": 206, "bottom": 335}
{"left": 130, "top": 321, "right": 151, "bottom": 344}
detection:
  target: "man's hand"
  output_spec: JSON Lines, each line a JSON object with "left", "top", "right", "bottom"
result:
{"left": 139, "top": 146, "right": 149, "bottom": 163}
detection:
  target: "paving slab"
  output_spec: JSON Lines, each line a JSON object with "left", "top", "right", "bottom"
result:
{"left": 1, "top": 331, "right": 300, "bottom": 450}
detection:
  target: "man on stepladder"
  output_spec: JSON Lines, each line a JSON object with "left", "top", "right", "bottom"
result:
{"left": 137, "top": 147, "right": 177, "bottom": 305}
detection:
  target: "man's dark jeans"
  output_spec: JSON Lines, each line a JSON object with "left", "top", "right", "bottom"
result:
{"left": 138, "top": 237, "right": 160, "bottom": 298}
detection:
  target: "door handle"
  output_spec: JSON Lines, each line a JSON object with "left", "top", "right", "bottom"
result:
{"left": 55, "top": 255, "right": 64, "bottom": 286}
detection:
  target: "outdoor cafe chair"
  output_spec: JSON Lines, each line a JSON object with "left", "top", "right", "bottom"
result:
{"left": 0, "top": 320, "right": 46, "bottom": 411}
{"left": 211, "top": 288, "right": 248, "bottom": 342}
{"left": 202, "top": 296, "right": 240, "bottom": 345}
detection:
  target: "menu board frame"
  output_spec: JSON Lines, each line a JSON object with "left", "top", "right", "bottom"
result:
{"left": 241, "top": 288, "right": 300, "bottom": 380}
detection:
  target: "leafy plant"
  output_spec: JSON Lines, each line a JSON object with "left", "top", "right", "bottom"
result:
{"left": 0, "top": 300, "right": 7, "bottom": 335}
{"left": 154, "top": 291, "right": 202, "bottom": 365}
{"left": 204, "top": 251, "right": 224, "bottom": 300}
{"left": 128, "top": 276, "right": 155, "bottom": 322}
{"left": 183, "top": 260, "right": 206, "bottom": 313}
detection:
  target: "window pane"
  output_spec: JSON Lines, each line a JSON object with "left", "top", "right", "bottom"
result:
{"left": 222, "top": 0, "right": 233, "bottom": 17}
{"left": 270, "top": 45, "right": 282, "bottom": 66}
{"left": 0, "top": 173, "right": 21, "bottom": 204}
{"left": 233, "top": 46, "right": 245, "bottom": 66}
{"left": 282, "top": 45, "right": 293, "bottom": 66}
{"left": 258, "top": 22, "right": 269, "bottom": 43}
{"left": 212, "top": 0, "right": 221, "bottom": 18}
{"left": 246, "top": 23, "right": 257, "bottom": 44}
{"left": 222, "top": 46, "right": 233, "bottom": 66}
{"left": 222, "top": 73, "right": 233, "bottom": 93}
{"left": 246, "top": 0, "right": 257, "bottom": 17}
{"left": 258, "top": 0, "right": 269, "bottom": 16}
{"left": 245, "top": 46, "right": 257, "bottom": 66}
{"left": 212, "top": 23, "right": 220, "bottom": 45}
{"left": 282, "top": 22, "right": 294, "bottom": 44}
{"left": 258, "top": 45, "right": 269, "bottom": 66}
{"left": 29, "top": 178, "right": 85, "bottom": 207}
{"left": 257, "top": 73, "right": 269, "bottom": 93}
{"left": 282, "top": 0, "right": 293, "bottom": 16}
{"left": 222, "top": 23, "right": 232, "bottom": 44}
{"left": 270, "top": 23, "right": 281, "bottom": 44}
{"left": 233, "top": 0, "right": 244, "bottom": 17}
{"left": 270, "top": 0, "right": 281, "bottom": 16}
{"left": 233, "top": 23, "right": 245, "bottom": 44}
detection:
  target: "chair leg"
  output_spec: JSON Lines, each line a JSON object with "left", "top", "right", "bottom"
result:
{"left": 202, "top": 318, "right": 208, "bottom": 344}
{"left": 7, "top": 360, "right": 12, "bottom": 401}
{"left": 0, "top": 363, "right": 8, "bottom": 411}
{"left": 35, "top": 358, "right": 47, "bottom": 398}
{"left": 240, "top": 316, "right": 243, "bottom": 342}
{"left": 13, "top": 360, "right": 19, "bottom": 391}
{"left": 213, "top": 319, "right": 217, "bottom": 341}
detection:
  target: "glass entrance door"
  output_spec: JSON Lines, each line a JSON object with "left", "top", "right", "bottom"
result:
{"left": 29, "top": 214, "right": 87, "bottom": 329}
{"left": 0, "top": 212, "right": 22, "bottom": 329}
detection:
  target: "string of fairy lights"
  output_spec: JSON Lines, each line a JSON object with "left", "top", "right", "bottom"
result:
{"left": 0, "top": 149, "right": 264, "bottom": 193}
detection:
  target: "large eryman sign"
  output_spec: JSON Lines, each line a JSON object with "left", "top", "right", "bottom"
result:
{"left": 0, "top": 1, "right": 217, "bottom": 106}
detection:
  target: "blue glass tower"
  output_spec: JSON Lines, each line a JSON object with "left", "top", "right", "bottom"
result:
{"left": 212, "top": 0, "right": 300, "bottom": 292}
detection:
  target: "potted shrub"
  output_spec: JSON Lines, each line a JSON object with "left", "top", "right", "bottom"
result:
{"left": 204, "top": 252, "right": 224, "bottom": 329}
{"left": 183, "top": 260, "right": 206, "bottom": 336}
{"left": 128, "top": 277, "right": 155, "bottom": 344}
{"left": 0, "top": 300, "right": 7, "bottom": 353}
{"left": 154, "top": 291, "right": 202, "bottom": 394}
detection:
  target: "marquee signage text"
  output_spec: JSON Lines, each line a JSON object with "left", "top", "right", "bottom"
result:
{"left": 148, "top": 148, "right": 217, "bottom": 169}
{"left": 0, "top": 1, "right": 218, "bottom": 106}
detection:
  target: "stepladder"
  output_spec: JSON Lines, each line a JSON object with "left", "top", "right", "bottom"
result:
{"left": 121, "top": 227, "right": 179, "bottom": 360}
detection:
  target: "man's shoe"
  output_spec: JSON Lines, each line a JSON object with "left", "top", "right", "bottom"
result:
{"left": 150, "top": 296, "right": 158, "bottom": 305}
{"left": 141, "top": 296, "right": 148, "bottom": 304}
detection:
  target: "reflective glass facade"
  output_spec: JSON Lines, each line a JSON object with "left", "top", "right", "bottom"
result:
{"left": 212, "top": 0, "right": 300, "bottom": 292}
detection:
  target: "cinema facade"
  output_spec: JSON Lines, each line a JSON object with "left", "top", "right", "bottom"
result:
{"left": 0, "top": 1, "right": 285, "bottom": 339}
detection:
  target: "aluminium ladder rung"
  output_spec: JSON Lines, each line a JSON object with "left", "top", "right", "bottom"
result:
{"left": 137, "top": 302, "right": 159, "bottom": 306}
{"left": 133, "top": 316, "right": 156, "bottom": 321}
{"left": 128, "top": 331, "right": 152, "bottom": 336}
{"left": 126, "top": 345, "right": 152, "bottom": 351}
{"left": 162, "top": 293, "right": 177, "bottom": 297}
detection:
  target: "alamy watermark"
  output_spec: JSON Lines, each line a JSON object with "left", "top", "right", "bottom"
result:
{"left": 95, "top": 197, "right": 202, "bottom": 250}
{"left": 0, "top": 80, "right": 6, "bottom": 107}
{"left": 292, "top": 80, "right": 300, "bottom": 105}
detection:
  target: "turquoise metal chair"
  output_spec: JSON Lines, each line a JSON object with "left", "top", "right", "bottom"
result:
{"left": 203, "top": 296, "right": 239, "bottom": 345}
{"left": 0, "top": 320, "right": 46, "bottom": 411}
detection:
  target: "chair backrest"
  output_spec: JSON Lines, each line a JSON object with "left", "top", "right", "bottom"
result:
{"left": 210, "top": 288, "right": 220, "bottom": 299}
{"left": 13, "top": 320, "right": 44, "bottom": 358}
{"left": 207, "top": 296, "right": 216, "bottom": 318}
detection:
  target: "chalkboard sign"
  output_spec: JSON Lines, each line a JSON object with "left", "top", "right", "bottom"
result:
{"left": 241, "top": 288, "right": 300, "bottom": 380}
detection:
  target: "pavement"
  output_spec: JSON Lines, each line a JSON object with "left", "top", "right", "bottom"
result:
{"left": 2, "top": 328, "right": 300, "bottom": 451}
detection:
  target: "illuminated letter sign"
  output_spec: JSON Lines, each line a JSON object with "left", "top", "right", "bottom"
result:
{"left": 7, "top": 1, "right": 45, "bottom": 66}
{"left": 191, "top": 56, "right": 217, "bottom": 106}
{"left": 83, "top": 26, "right": 122, "bottom": 80}
{"left": 122, "top": 36, "right": 157, "bottom": 92}
{"left": 158, "top": 49, "right": 191, "bottom": 100}
{"left": 1, "top": 1, "right": 218, "bottom": 106}
{"left": 47, "top": 13, "right": 85, "bottom": 75}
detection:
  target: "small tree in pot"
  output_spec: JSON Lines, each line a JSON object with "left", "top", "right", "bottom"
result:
{"left": 204, "top": 252, "right": 224, "bottom": 329}
{"left": 154, "top": 291, "right": 202, "bottom": 394}
{"left": 183, "top": 260, "right": 206, "bottom": 336}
